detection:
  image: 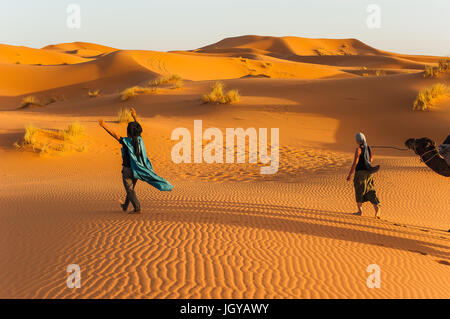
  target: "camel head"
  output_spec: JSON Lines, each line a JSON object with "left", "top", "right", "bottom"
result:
{"left": 405, "top": 137, "right": 436, "bottom": 155}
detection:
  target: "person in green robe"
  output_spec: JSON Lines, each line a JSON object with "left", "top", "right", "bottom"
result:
{"left": 99, "top": 108, "right": 173, "bottom": 214}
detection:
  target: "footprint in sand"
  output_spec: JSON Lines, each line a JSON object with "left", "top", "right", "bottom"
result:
{"left": 436, "top": 260, "right": 450, "bottom": 266}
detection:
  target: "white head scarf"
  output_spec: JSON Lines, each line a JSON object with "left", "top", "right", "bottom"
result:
{"left": 355, "top": 132, "right": 379, "bottom": 172}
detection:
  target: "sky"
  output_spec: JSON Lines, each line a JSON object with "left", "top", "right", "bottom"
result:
{"left": 1, "top": 0, "right": 449, "bottom": 56}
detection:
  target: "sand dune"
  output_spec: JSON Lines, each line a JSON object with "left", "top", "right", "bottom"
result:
{"left": 197, "top": 35, "right": 382, "bottom": 56}
{"left": 0, "top": 115, "right": 448, "bottom": 299}
{"left": 1, "top": 36, "right": 438, "bottom": 97}
{"left": 0, "top": 36, "right": 449, "bottom": 299}
{"left": 0, "top": 50, "right": 157, "bottom": 96}
{"left": 0, "top": 49, "right": 351, "bottom": 96}
{"left": 194, "top": 35, "right": 437, "bottom": 70}
{"left": 0, "top": 43, "right": 89, "bottom": 65}
{"left": 42, "top": 42, "right": 117, "bottom": 58}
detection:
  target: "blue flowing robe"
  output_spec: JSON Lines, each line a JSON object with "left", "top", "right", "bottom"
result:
{"left": 121, "top": 137, "right": 174, "bottom": 191}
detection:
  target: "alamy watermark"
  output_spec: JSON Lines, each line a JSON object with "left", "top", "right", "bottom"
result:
{"left": 366, "top": 4, "right": 381, "bottom": 29}
{"left": 366, "top": 264, "right": 381, "bottom": 288}
{"left": 171, "top": 120, "right": 279, "bottom": 174}
{"left": 66, "top": 4, "right": 81, "bottom": 29}
{"left": 66, "top": 264, "right": 81, "bottom": 288}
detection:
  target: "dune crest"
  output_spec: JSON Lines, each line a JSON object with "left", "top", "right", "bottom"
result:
{"left": 197, "top": 35, "right": 382, "bottom": 57}
{"left": 42, "top": 41, "right": 118, "bottom": 58}
{"left": 2, "top": 35, "right": 443, "bottom": 96}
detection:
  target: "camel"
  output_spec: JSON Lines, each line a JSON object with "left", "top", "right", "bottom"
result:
{"left": 405, "top": 137, "right": 450, "bottom": 177}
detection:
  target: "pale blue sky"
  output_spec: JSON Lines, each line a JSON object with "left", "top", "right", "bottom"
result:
{"left": 1, "top": 0, "right": 449, "bottom": 56}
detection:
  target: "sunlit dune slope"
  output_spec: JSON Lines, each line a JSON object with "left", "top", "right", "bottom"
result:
{"left": 0, "top": 48, "right": 351, "bottom": 96}
{"left": 42, "top": 41, "right": 118, "bottom": 58}
{"left": 0, "top": 36, "right": 445, "bottom": 97}
{"left": 0, "top": 43, "right": 89, "bottom": 65}
{"left": 192, "top": 35, "right": 437, "bottom": 70}
{"left": 197, "top": 35, "right": 382, "bottom": 56}
{"left": 0, "top": 50, "right": 157, "bottom": 96}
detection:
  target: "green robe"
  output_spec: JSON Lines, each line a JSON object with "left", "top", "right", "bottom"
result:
{"left": 121, "top": 137, "right": 174, "bottom": 191}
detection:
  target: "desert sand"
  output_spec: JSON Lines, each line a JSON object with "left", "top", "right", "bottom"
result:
{"left": 0, "top": 36, "right": 449, "bottom": 299}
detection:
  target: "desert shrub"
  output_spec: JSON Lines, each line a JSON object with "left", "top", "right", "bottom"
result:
{"left": 225, "top": 89, "right": 240, "bottom": 103}
{"left": 438, "top": 57, "right": 450, "bottom": 73}
{"left": 64, "top": 121, "right": 85, "bottom": 140}
{"left": 117, "top": 107, "right": 134, "bottom": 123}
{"left": 424, "top": 65, "right": 437, "bottom": 78}
{"left": 171, "top": 79, "right": 184, "bottom": 89}
{"left": 45, "top": 96, "right": 57, "bottom": 105}
{"left": 88, "top": 89, "right": 100, "bottom": 98}
{"left": 44, "top": 95, "right": 65, "bottom": 105}
{"left": 20, "top": 96, "right": 40, "bottom": 108}
{"left": 120, "top": 86, "right": 155, "bottom": 101}
{"left": 121, "top": 87, "right": 140, "bottom": 101}
{"left": 16, "top": 122, "right": 86, "bottom": 155}
{"left": 423, "top": 58, "right": 450, "bottom": 78}
{"left": 24, "top": 125, "right": 38, "bottom": 146}
{"left": 413, "top": 83, "right": 448, "bottom": 111}
{"left": 149, "top": 74, "right": 183, "bottom": 89}
{"left": 40, "top": 143, "right": 51, "bottom": 156}
{"left": 202, "top": 82, "right": 226, "bottom": 104}
{"left": 202, "top": 82, "right": 240, "bottom": 104}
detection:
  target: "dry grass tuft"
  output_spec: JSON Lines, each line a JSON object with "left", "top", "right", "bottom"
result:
{"left": 413, "top": 83, "right": 448, "bottom": 111}
{"left": 423, "top": 58, "right": 450, "bottom": 78}
{"left": 24, "top": 125, "right": 38, "bottom": 147}
{"left": 44, "top": 95, "right": 65, "bottom": 106}
{"left": 149, "top": 74, "right": 183, "bottom": 89}
{"left": 63, "top": 121, "right": 85, "bottom": 141}
{"left": 88, "top": 89, "right": 100, "bottom": 98}
{"left": 45, "top": 96, "right": 58, "bottom": 105}
{"left": 120, "top": 86, "right": 156, "bottom": 101}
{"left": 15, "top": 122, "right": 86, "bottom": 156}
{"left": 117, "top": 107, "right": 134, "bottom": 123}
{"left": 20, "top": 96, "right": 40, "bottom": 108}
{"left": 202, "top": 82, "right": 241, "bottom": 104}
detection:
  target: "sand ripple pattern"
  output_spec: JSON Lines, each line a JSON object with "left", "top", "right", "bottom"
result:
{"left": 1, "top": 162, "right": 449, "bottom": 298}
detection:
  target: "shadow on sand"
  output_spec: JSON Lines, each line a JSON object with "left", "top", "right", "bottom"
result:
{"left": 117, "top": 198, "right": 450, "bottom": 260}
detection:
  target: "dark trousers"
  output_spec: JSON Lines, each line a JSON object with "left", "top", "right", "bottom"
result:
{"left": 122, "top": 166, "right": 140, "bottom": 211}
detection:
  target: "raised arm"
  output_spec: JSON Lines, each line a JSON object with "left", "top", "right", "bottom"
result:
{"left": 98, "top": 119, "right": 121, "bottom": 142}
{"left": 130, "top": 107, "right": 138, "bottom": 123}
{"left": 347, "top": 148, "right": 361, "bottom": 181}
